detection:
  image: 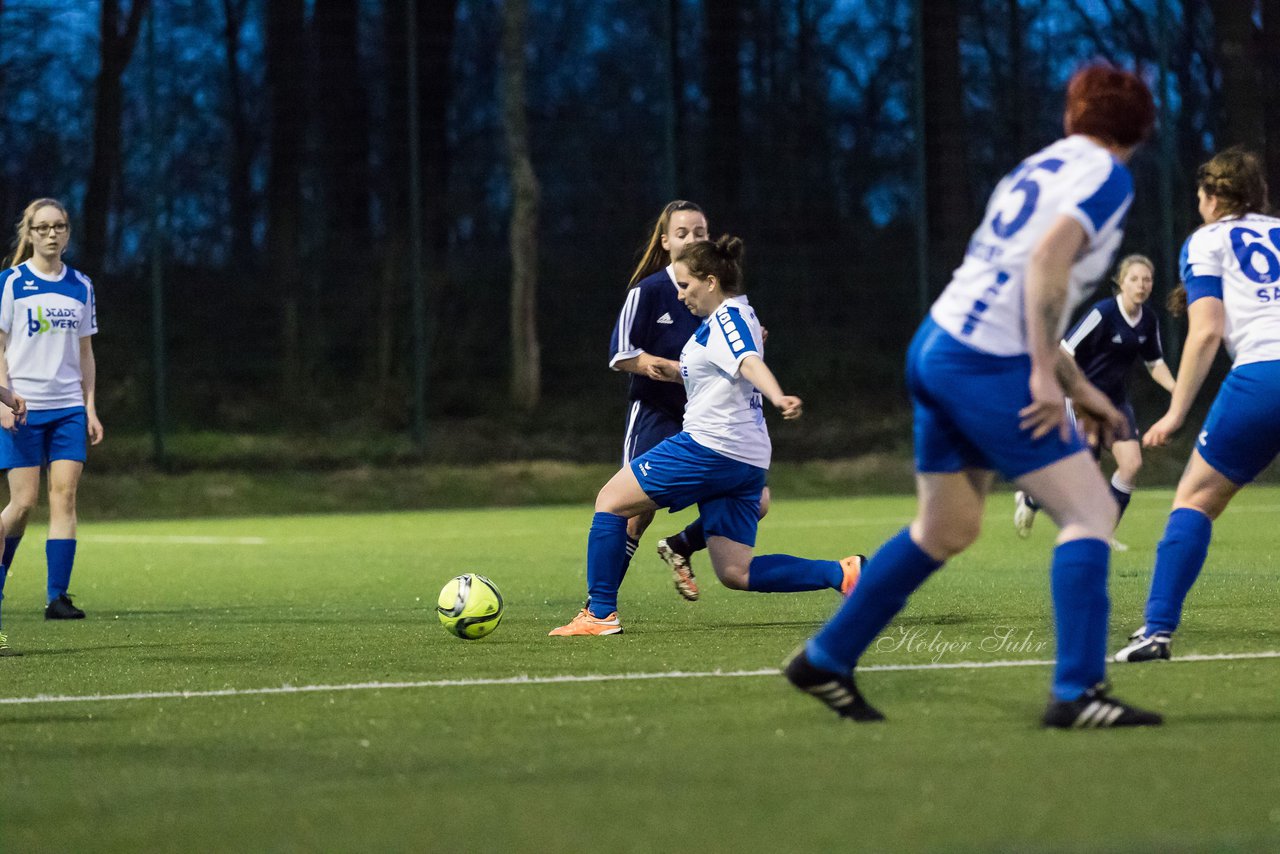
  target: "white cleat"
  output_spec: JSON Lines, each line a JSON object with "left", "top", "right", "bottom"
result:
{"left": 1013, "top": 491, "right": 1037, "bottom": 539}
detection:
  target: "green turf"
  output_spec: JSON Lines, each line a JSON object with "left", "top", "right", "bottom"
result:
{"left": 2, "top": 488, "right": 1279, "bottom": 852}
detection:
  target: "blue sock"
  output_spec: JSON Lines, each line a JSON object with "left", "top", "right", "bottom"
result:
{"left": 681, "top": 518, "right": 706, "bottom": 554}
{"left": 746, "top": 554, "right": 843, "bottom": 592}
{"left": 1109, "top": 474, "right": 1133, "bottom": 521}
{"left": 1050, "top": 538, "right": 1110, "bottom": 701}
{"left": 1145, "top": 507, "right": 1212, "bottom": 634}
{"left": 3, "top": 535, "right": 21, "bottom": 571}
{"left": 585, "top": 513, "right": 628, "bottom": 619}
{"left": 47, "top": 539, "right": 77, "bottom": 603}
{"left": 0, "top": 565, "right": 7, "bottom": 630}
{"left": 807, "top": 528, "right": 944, "bottom": 674}
{"left": 621, "top": 535, "right": 640, "bottom": 571}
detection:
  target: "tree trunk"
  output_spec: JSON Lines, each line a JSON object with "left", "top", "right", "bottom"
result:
{"left": 221, "top": 0, "right": 254, "bottom": 253}
{"left": 502, "top": 0, "right": 540, "bottom": 412}
{"left": 703, "top": 0, "right": 743, "bottom": 223}
{"left": 1262, "top": 0, "right": 1280, "bottom": 197}
{"left": 82, "top": 0, "right": 151, "bottom": 273}
{"left": 921, "top": 0, "right": 972, "bottom": 295}
{"left": 1209, "top": 0, "right": 1264, "bottom": 149}
{"left": 266, "top": 0, "right": 307, "bottom": 398}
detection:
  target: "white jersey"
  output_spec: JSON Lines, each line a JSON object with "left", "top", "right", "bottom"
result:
{"left": 0, "top": 262, "right": 97, "bottom": 410}
{"left": 931, "top": 135, "right": 1134, "bottom": 355}
{"left": 1180, "top": 212, "right": 1280, "bottom": 368}
{"left": 679, "top": 295, "right": 770, "bottom": 468}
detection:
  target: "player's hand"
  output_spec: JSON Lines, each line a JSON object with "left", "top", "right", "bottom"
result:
{"left": 1019, "top": 367, "right": 1068, "bottom": 441}
{"left": 0, "top": 404, "right": 13, "bottom": 432}
{"left": 87, "top": 410, "right": 104, "bottom": 445}
{"left": 646, "top": 357, "right": 682, "bottom": 383}
{"left": 1143, "top": 411, "right": 1182, "bottom": 448}
{"left": 1066, "top": 381, "right": 1126, "bottom": 449}
{"left": 774, "top": 395, "right": 802, "bottom": 420}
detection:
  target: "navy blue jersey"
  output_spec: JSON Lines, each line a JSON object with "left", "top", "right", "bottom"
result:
{"left": 1062, "top": 296, "right": 1163, "bottom": 403}
{"left": 608, "top": 266, "right": 700, "bottom": 420}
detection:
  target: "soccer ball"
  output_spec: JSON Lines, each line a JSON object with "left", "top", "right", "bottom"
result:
{"left": 436, "top": 574, "right": 504, "bottom": 640}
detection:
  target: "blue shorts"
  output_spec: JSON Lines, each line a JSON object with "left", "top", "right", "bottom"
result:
{"left": 0, "top": 406, "right": 88, "bottom": 469}
{"left": 629, "top": 431, "right": 766, "bottom": 546}
{"left": 1195, "top": 360, "right": 1280, "bottom": 485}
{"left": 907, "top": 318, "right": 1086, "bottom": 480}
{"left": 623, "top": 400, "right": 682, "bottom": 465}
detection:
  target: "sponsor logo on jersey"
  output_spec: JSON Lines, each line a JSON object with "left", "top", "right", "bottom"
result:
{"left": 1111, "top": 333, "right": 1123, "bottom": 344}
{"left": 656, "top": 312, "right": 673, "bottom": 325}
{"left": 25, "top": 306, "right": 79, "bottom": 336}
{"left": 21, "top": 280, "right": 36, "bottom": 291}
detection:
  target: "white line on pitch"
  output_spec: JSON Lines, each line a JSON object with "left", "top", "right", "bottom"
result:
{"left": 2, "top": 650, "right": 1278, "bottom": 707}
{"left": 79, "top": 535, "right": 274, "bottom": 545}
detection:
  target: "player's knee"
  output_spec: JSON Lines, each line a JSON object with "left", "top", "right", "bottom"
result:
{"left": 915, "top": 517, "right": 980, "bottom": 558}
{"left": 716, "top": 563, "right": 751, "bottom": 590}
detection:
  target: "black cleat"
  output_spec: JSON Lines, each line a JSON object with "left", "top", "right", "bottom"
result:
{"left": 1042, "top": 683, "right": 1163, "bottom": 728}
{"left": 45, "top": 594, "right": 85, "bottom": 620}
{"left": 784, "top": 648, "right": 884, "bottom": 722}
{"left": 1114, "top": 631, "right": 1172, "bottom": 663}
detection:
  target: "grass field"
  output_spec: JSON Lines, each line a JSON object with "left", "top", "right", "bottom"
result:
{"left": 2, "top": 487, "right": 1279, "bottom": 852}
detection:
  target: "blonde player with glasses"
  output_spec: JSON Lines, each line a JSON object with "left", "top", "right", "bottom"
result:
{"left": 0, "top": 199, "right": 101, "bottom": 642}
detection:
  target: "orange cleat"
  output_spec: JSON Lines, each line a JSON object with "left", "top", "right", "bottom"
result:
{"left": 548, "top": 608, "right": 624, "bottom": 637}
{"left": 839, "top": 554, "right": 866, "bottom": 596}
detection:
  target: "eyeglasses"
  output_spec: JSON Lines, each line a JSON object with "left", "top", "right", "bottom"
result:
{"left": 31, "top": 222, "right": 68, "bottom": 237}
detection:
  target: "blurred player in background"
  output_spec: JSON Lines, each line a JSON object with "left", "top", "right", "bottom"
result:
{"left": 0, "top": 198, "right": 102, "bottom": 625}
{"left": 609, "top": 201, "right": 770, "bottom": 602}
{"left": 553, "top": 235, "right": 862, "bottom": 636}
{"left": 1115, "top": 148, "right": 1280, "bottom": 663}
{"left": 1014, "top": 253, "right": 1175, "bottom": 548}
{"left": 786, "top": 64, "right": 1162, "bottom": 727}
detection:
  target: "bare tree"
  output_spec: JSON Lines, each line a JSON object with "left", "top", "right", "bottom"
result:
{"left": 920, "top": 0, "right": 972, "bottom": 294}
{"left": 502, "top": 0, "right": 540, "bottom": 411}
{"left": 221, "top": 0, "right": 255, "bottom": 249}
{"left": 82, "top": 0, "right": 152, "bottom": 273}
{"left": 266, "top": 0, "right": 306, "bottom": 396}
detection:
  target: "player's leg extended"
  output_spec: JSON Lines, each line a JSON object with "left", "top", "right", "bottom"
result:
{"left": 45, "top": 459, "right": 84, "bottom": 618}
{"left": 673, "top": 487, "right": 779, "bottom": 596}
{"left": 1143, "top": 451, "right": 1237, "bottom": 635}
{"left": 1016, "top": 451, "right": 1118, "bottom": 700}
{"left": 1, "top": 467, "right": 40, "bottom": 577}
{"left": 805, "top": 469, "right": 990, "bottom": 674}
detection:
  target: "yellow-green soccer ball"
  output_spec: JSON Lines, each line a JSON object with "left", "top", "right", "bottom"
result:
{"left": 436, "top": 574, "right": 504, "bottom": 639}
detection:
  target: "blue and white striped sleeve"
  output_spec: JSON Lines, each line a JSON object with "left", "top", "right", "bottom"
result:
{"left": 1061, "top": 307, "right": 1102, "bottom": 357}
{"left": 705, "top": 306, "right": 761, "bottom": 375}
{"left": 1063, "top": 159, "right": 1134, "bottom": 246}
{"left": 1180, "top": 229, "right": 1224, "bottom": 304}
{"left": 608, "top": 286, "right": 645, "bottom": 370}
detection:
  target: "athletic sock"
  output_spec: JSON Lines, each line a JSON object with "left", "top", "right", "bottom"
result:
{"left": 1050, "top": 538, "right": 1110, "bottom": 701}
{"left": 806, "top": 528, "right": 944, "bottom": 674}
{"left": 1024, "top": 494, "right": 1041, "bottom": 511}
{"left": 2, "top": 535, "right": 21, "bottom": 572}
{"left": 621, "top": 535, "right": 640, "bottom": 571}
{"left": 0, "top": 565, "right": 6, "bottom": 630}
{"left": 46, "top": 539, "right": 77, "bottom": 603}
{"left": 1145, "top": 507, "right": 1212, "bottom": 635}
{"left": 670, "top": 518, "right": 706, "bottom": 557}
{"left": 1109, "top": 474, "right": 1134, "bottom": 521}
{"left": 746, "top": 554, "right": 844, "bottom": 592}
{"left": 585, "top": 513, "right": 628, "bottom": 619}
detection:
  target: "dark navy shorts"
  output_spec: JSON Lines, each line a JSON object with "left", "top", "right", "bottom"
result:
{"left": 907, "top": 318, "right": 1087, "bottom": 480}
{"left": 0, "top": 406, "right": 88, "bottom": 469}
{"left": 623, "top": 400, "right": 682, "bottom": 465}
{"left": 1195, "top": 360, "right": 1280, "bottom": 485}
{"left": 629, "top": 432, "right": 766, "bottom": 547}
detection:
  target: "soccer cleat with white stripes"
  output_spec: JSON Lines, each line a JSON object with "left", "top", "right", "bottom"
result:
{"left": 1042, "top": 683, "right": 1162, "bottom": 728}
{"left": 1114, "top": 630, "right": 1172, "bottom": 663}
{"left": 1013, "top": 491, "right": 1037, "bottom": 539}
{"left": 0, "top": 631, "right": 21, "bottom": 657}
{"left": 783, "top": 647, "right": 884, "bottom": 722}
{"left": 656, "top": 539, "right": 700, "bottom": 601}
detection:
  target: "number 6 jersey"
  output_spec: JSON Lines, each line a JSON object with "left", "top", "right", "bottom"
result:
{"left": 1180, "top": 212, "right": 1280, "bottom": 368}
{"left": 930, "top": 135, "right": 1135, "bottom": 356}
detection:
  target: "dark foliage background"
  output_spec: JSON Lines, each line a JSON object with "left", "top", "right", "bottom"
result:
{"left": 2, "top": 0, "right": 1277, "bottom": 462}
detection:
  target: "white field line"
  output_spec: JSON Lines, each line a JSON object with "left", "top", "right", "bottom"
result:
{"left": 2, "top": 650, "right": 1278, "bottom": 707}
{"left": 79, "top": 534, "right": 275, "bottom": 545}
